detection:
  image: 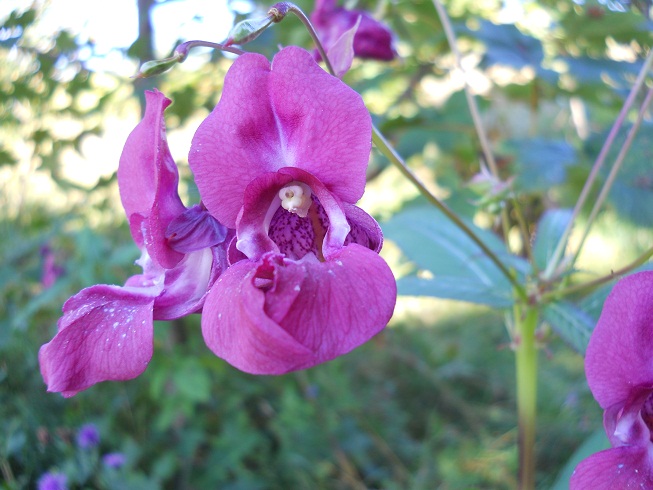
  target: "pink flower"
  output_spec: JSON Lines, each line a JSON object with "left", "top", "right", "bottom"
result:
{"left": 571, "top": 271, "right": 653, "bottom": 488}
{"left": 189, "top": 46, "right": 396, "bottom": 374}
{"left": 311, "top": 0, "right": 396, "bottom": 63}
{"left": 39, "top": 91, "right": 229, "bottom": 397}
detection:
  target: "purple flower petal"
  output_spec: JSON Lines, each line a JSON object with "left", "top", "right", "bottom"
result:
{"left": 102, "top": 452, "right": 127, "bottom": 469}
{"left": 312, "top": 0, "right": 396, "bottom": 62}
{"left": 201, "top": 244, "right": 396, "bottom": 374}
{"left": 327, "top": 15, "right": 360, "bottom": 77}
{"left": 190, "top": 46, "right": 372, "bottom": 228}
{"left": 118, "top": 89, "right": 185, "bottom": 269}
{"left": 585, "top": 271, "right": 653, "bottom": 410}
{"left": 39, "top": 283, "right": 160, "bottom": 397}
{"left": 570, "top": 446, "right": 653, "bottom": 489}
{"left": 343, "top": 203, "right": 383, "bottom": 253}
{"left": 165, "top": 204, "right": 227, "bottom": 253}
{"left": 37, "top": 472, "right": 68, "bottom": 490}
{"left": 154, "top": 247, "right": 227, "bottom": 319}
{"left": 76, "top": 423, "right": 100, "bottom": 449}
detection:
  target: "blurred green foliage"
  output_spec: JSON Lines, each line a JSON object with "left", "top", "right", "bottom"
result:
{"left": 1, "top": 0, "right": 652, "bottom": 488}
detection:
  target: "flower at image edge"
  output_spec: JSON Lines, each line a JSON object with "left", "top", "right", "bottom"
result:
{"left": 571, "top": 271, "right": 653, "bottom": 489}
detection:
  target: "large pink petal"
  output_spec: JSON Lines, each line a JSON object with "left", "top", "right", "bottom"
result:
{"left": 118, "top": 89, "right": 185, "bottom": 268}
{"left": 570, "top": 446, "right": 653, "bottom": 489}
{"left": 201, "top": 244, "right": 396, "bottom": 374}
{"left": 39, "top": 284, "right": 159, "bottom": 397}
{"left": 189, "top": 46, "right": 371, "bottom": 228}
{"left": 585, "top": 271, "right": 653, "bottom": 409}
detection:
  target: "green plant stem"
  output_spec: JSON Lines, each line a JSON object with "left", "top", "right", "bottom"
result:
{"left": 281, "top": 2, "right": 335, "bottom": 75}
{"left": 570, "top": 87, "right": 653, "bottom": 269}
{"left": 540, "top": 245, "right": 653, "bottom": 303}
{"left": 372, "top": 126, "right": 527, "bottom": 302}
{"left": 514, "top": 306, "right": 538, "bottom": 490}
{"left": 176, "top": 40, "right": 245, "bottom": 57}
{"left": 542, "top": 48, "right": 653, "bottom": 281}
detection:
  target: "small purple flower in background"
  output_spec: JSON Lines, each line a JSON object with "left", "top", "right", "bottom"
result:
{"left": 39, "top": 90, "right": 230, "bottom": 397}
{"left": 189, "top": 46, "right": 396, "bottom": 374}
{"left": 76, "top": 423, "right": 100, "bottom": 449}
{"left": 311, "top": 0, "right": 396, "bottom": 63}
{"left": 102, "top": 452, "right": 126, "bottom": 469}
{"left": 570, "top": 271, "right": 653, "bottom": 489}
{"left": 40, "top": 245, "right": 64, "bottom": 289}
{"left": 37, "top": 472, "right": 68, "bottom": 490}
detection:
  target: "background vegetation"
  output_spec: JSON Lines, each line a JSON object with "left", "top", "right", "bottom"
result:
{"left": 2, "top": 0, "right": 652, "bottom": 488}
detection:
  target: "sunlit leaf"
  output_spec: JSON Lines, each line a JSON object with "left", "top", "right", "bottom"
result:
{"left": 383, "top": 206, "right": 529, "bottom": 307}
{"left": 505, "top": 138, "right": 576, "bottom": 192}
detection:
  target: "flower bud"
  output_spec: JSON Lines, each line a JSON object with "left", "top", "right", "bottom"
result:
{"left": 132, "top": 53, "right": 184, "bottom": 79}
{"left": 224, "top": 15, "right": 275, "bottom": 46}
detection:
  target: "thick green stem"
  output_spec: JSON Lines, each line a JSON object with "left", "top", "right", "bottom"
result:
{"left": 515, "top": 306, "right": 538, "bottom": 490}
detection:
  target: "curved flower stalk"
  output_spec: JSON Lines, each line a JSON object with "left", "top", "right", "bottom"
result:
{"left": 39, "top": 91, "right": 230, "bottom": 397}
{"left": 189, "top": 46, "right": 396, "bottom": 374}
{"left": 310, "top": 0, "right": 396, "bottom": 63}
{"left": 571, "top": 271, "right": 653, "bottom": 488}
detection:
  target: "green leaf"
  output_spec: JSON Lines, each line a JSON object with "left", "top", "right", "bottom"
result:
{"left": 533, "top": 209, "right": 573, "bottom": 271}
{"left": 173, "top": 359, "right": 211, "bottom": 403}
{"left": 591, "top": 122, "right": 653, "bottom": 226}
{"left": 561, "top": 56, "right": 643, "bottom": 86}
{"left": 464, "top": 21, "right": 544, "bottom": 69}
{"left": 542, "top": 301, "right": 595, "bottom": 354}
{"left": 505, "top": 138, "right": 576, "bottom": 192}
{"left": 382, "top": 206, "right": 529, "bottom": 308}
{"left": 549, "top": 429, "right": 610, "bottom": 490}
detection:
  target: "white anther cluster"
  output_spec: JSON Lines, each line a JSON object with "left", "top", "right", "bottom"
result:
{"left": 278, "top": 182, "right": 312, "bottom": 218}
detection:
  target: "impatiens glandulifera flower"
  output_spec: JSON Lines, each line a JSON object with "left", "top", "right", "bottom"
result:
{"left": 39, "top": 90, "right": 229, "bottom": 397}
{"left": 570, "top": 271, "right": 653, "bottom": 489}
{"left": 189, "top": 46, "right": 396, "bottom": 374}
{"left": 311, "top": 0, "right": 396, "bottom": 63}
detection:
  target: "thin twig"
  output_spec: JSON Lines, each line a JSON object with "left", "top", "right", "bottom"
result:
{"left": 540, "top": 245, "right": 653, "bottom": 303}
{"left": 430, "top": 0, "right": 514, "bottom": 246}
{"left": 542, "top": 49, "right": 653, "bottom": 281}
{"left": 430, "top": 0, "right": 498, "bottom": 176}
{"left": 570, "top": 87, "right": 653, "bottom": 269}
